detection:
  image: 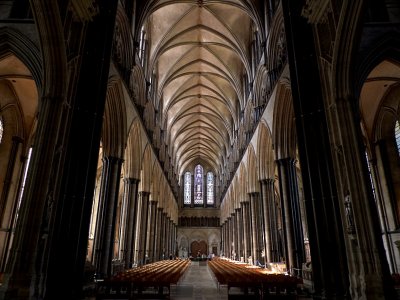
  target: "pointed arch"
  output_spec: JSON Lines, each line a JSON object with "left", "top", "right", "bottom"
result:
{"left": 140, "top": 144, "right": 153, "bottom": 192}
{"left": 273, "top": 80, "right": 296, "bottom": 159}
{"left": 102, "top": 78, "right": 128, "bottom": 158}
{"left": 124, "top": 119, "right": 142, "bottom": 179}
{"left": 246, "top": 144, "right": 258, "bottom": 193}
{"left": 150, "top": 162, "right": 162, "bottom": 201}
{"left": 0, "top": 27, "right": 42, "bottom": 93}
{"left": 239, "top": 162, "right": 248, "bottom": 202}
{"left": 257, "top": 121, "right": 274, "bottom": 180}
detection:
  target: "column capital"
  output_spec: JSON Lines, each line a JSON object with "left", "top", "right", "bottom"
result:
{"left": 102, "top": 155, "right": 124, "bottom": 164}
{"left": 138, "top": 191, "right": 150, "bottom": 197}
{"left": 276, "top": 157, "right": 296, "bottom": 166}
{"left": 11, "top": 135, "right": 24, "bottom": 143}
{"left": 123, "top": 177, "right": 140, "bottom": 184}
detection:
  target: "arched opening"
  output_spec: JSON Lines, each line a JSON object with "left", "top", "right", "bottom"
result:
{"left": 359, "top": 59, "right": 400, "bottom": 273}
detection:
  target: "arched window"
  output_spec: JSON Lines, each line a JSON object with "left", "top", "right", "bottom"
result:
{"left": 184, "top": 172, "right": 191, "bottom": 205}
{"left": 0, "top": 116, "right": 3, "bottom": 144}
{"left": 207, "top": 172, "right": 214, "bottom": 205}
{"left": 194, "top": 164, "right": 203, "bottom": 205}
{"left": 395, "top": 120, "right": 400, "bottom": 156}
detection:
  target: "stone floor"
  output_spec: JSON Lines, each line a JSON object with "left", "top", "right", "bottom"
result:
{"left": 169, "top": 261, "right": 228, "bottom": 300}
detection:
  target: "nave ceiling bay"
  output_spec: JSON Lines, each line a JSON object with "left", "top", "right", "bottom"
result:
{"left": 139, "top": 0, "right": 264, "bottom": 181}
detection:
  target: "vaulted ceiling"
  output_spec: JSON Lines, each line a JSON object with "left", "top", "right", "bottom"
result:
{"left": 141, "top": 0, "right": 262, "bottom": 180}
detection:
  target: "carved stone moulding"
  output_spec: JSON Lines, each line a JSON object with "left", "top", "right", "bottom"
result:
{"left": 301, "top": 0, "right": 330, "bottom": 24}
{"left": 71, "top": 0, "right": 99, "bottom": 22}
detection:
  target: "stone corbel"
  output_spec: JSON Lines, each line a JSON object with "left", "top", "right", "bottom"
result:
{"left": 301, "top": 0, "right": 330, "bottom": 24}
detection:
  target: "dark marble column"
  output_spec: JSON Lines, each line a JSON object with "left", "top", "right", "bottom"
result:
{"left": 282, "top": 0, "right": 349, "bottom": 296}
{"left": 235, "top": 208, "right": 242, "bottom": 259}
{"left": 227, "top": 217, "right": 232, "bottom": 258}
{"left": 241, "top": 201, "right": 251, "bottom": 260}
{"left": 137, "top": 191, "right": 149, "bottom": 265}
{"left": 160, "top": 212, "right": 167, "bottom": 259}
{"left": 260, "top": 179, "right": 273, "bottom": 262}
{"left": 277, "top": 158, "right": 305, "bottom": 274}
{"left": 146, "top": 200, "right": 158, "bottom": 262}
{"left": 123, "top": 178, "right": 139, "bottom": 268}
{"left": 154, "top": 207, "right": 163, "bottom": 261}
{"left": 249, "top": 193, "right": 261, "bottom": 264}
{"left": 93, "top": 156, "right": 123, "bottom": 278}
{"left": 231, "top": 212, "right": 237, "bottom": 259}
{"left": 269, "top": 193, "right": 281, "bottom": 262}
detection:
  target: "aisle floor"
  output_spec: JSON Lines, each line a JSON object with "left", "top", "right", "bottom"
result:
{"left": 169, "top": 261, "right": 227, "bottom": 300}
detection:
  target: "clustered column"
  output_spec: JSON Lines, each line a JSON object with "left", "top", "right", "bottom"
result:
{"left": 241, "top": 200, "right": 251, "bottom": 259}
{"left": 146, "top": 200, "right": 158, "bottom": 262}
{"left": 93, "top": 156, "right": 124, "bottom": 278}
{"left": 250, "top": 192, "right": 263, "bottom": 264}
{"left": 277, "top": 158, "right": 305, "bottom": 274}
{"left": 123, "top": 178, "right": 139, "bottom": 269}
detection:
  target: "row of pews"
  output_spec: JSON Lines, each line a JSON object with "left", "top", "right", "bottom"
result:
{"left": 208, "top": 258, "right": 303, "bottom": 299}
{"left": 96, "top": 259, "right": 190, "bottom": 299}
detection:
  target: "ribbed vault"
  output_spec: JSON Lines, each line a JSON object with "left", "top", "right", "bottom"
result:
{"left": 141, "top": 0, "right": 258, "bottom": 180}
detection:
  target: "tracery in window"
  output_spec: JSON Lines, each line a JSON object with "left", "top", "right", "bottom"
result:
{"left": 194, "top": 164, "right": 203, "bottom": 205}
{"left": 0, "top": 116, "right": 3, "bottom": 144}
{"left": 395, "top": 120, "right": 400, "bottom": 156}
{"left": 207, "top": 172, "right": 214, "bottom": 205}
{"left": 184, "top": 172, "right": 191, "bottom": 205}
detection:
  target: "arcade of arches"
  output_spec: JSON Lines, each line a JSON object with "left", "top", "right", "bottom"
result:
{"left": 0, "top": 0, "right": 399, "bottom": 299}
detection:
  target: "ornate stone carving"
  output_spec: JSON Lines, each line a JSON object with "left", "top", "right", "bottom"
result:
{"left": 112, "top": 22, "right": 123, "bottom": 65}
{"left": 276, "top": 26, "right": 287, "bottom": 68}
{"left": 70, "top": 0, "right": 99, "bottom": 22}
{"left": 301, "top": 0, "right": 330, "bottom": 24}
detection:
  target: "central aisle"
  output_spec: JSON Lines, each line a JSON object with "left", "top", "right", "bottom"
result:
{"left": 170, "top": 261, "right": 228, "bottom": 300}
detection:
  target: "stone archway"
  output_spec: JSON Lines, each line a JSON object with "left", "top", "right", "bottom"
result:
{"left": 191, "top": 240, "right": 207, "bottom": 258}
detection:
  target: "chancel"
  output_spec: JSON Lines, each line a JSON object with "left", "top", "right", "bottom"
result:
{"left": 0, "top": 0, "right": 399, "bottom": 299}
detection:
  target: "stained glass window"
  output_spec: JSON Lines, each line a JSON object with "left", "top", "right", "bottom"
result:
{"left": 396, "top": 120, "right": 400, "bottom": 156}
{"left": 0, "top": 116, "right": 3, "bottom": 144}
{"left": 184, "top": 172, "right": 191, "bottom": 205}
{"left": 194, "top": 164, "right": 203, "bottom": 205}
{"left": 207, "top": 172, "right": 214, "bottom": 205}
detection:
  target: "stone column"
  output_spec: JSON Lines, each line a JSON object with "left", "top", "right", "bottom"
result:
{"left": 269, "top": 194, "right": 280, "bottom": 262}
{"left": 154, "top": 207, "right": 163, "bottom": 261}
{"left": 93, "top": 156, "right": 124, "bottom": 278}
{"left": 123, "top": 178, "right": 139, "bottom": 268}
{"left": 260, "top": 179, "right": 273, "bottom": 263}
{"left": 241, "top": 201, "right": 251, "bottom": 260}
{"left": 137, "top": 191, "right": 149, "bottom": 265}
{"left": 160, "top": 213, "right": 167, "bottom": 259}
{"left": 235, "top": 208, "right": 242, "bottom": 259}
{"left": 231, "top": 212, "right": 237, "bottom": 259}
{"left": 146, "top": 200, "right": 158, "bottom": 262}
{"left": 277, "top": 158, "right": 305, "bottom": 274}
{"left": 166, "top": 217, "right": 171, "bottom": 257}
{"left": 282, "top": 0, "right": 349, "bottom": 296}
{"left": 227, "top": 216, "right": 234, "bottom": 259}
{"left": 250, "top": 193, "right": 260, "bottom": 264}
